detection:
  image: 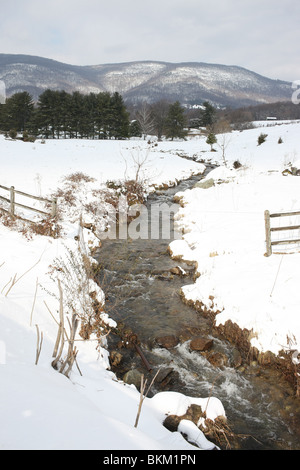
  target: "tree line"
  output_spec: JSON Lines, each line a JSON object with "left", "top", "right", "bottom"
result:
{"left": 0, "top": 90, "right": 130, "bottom": 140}
{"left": 1, "top": 89, "right": 299, "bottom": 141}
{"left": 218, "top": 100, "right": 300, "bottom": 129}
{"left": 0, "top": 89, "right": 217, "bottom": 141}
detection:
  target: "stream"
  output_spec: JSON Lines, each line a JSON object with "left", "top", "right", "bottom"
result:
{"left": 96, "top": 168, "right": 300, "bottom": 450}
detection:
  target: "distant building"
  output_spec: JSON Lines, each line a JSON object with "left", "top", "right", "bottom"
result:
{"left": 186, "top": 128, "right": 202, "bottom": 138}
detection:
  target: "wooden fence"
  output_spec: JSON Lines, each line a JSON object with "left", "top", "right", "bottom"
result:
{"left": 0, "top": 184, "right": 57, "bottom": 221}
{"left": 264, "top": 209, "right": 300, "bottom": 256}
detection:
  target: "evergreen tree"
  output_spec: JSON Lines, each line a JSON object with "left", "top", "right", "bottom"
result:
{"left": 165, "top": 101, "right": 187, "bottom": 140}
{"left": 95, "top": 92, "right": 111, "bottom": 139}
{"left": 129, "top": 119, "right": 142, "bottom": 138}
{"left": 85, "top": 93, "right": 98, "bottom": 139}
{"left": 200, "top": 101, "right": 216, "bottom": 127}
{"left": 37, "top": 89, "right": 60, "bottom": 138}
{"left": 206, "top": 132, "right": 217, "bottom": 151}
{"left": 108, "top": 92, "right": 129, "bottom": 139}
{"left": 2, "top": 91, "right": 34, "bottom": 132}
{"left": 68, "top": 91, "right": 85, "bottom": 138}
{"left": 25, "top": 106, "right": 39, "bottom": 137}
{"left": 57, "top": 90, "right": 72, "bottom": 138}
{"left": 2, "top": 88, "right": 131, "bottom": 141}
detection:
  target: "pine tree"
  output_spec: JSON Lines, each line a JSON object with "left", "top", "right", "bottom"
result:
{"left": 95, "top": 92, "right": 111, "bottom": 139}
{"left": 206, "top": 132, "right": 217, "bottom": 151}
{"left": 129, "top": 119, "right": 142, "bottom": 138}
{"left": 108, "top": 92, "right": 129, "bottom": 139}
{"left": 2, "top": 91, "right": 34, "bottom": 132}
{"left": 37, "top": 89, "right": 59, "bottom": 138}
{"left": 85, "top": 93, "right": 98, "bottom": 139}
{"left": 57, "top": 90, "right": 72, "bottom": 138}
{"left": 200, "top": 101, "right": 216, "bottom": 127}
{"left": 165, "top": 101, "right": 187, "bottom": 140}
{"left": 4, "top": 88, "right": 131, "bottom": 141}
{"left": 68, "top": 92, "right": 85, "bottom": 138}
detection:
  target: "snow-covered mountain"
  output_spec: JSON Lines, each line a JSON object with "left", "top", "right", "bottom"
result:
{"left": 0, "top": 53, "right": 292, "bottom": 108}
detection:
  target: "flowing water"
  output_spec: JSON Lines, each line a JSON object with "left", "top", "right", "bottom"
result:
{"left": 96, "top": 170, "right": 300, "bottom": 450}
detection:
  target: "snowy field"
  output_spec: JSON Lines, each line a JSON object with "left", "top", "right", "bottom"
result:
{"left": 0, "top": 136, "right": 220, "bottom": 451}
{"left": 0, "top": 120, "right": 300, "bottom": 450}
{"left": 170, "top": 120, "right": 300, "bottom": 356}
{"left": 0, "top": 137, "right": 204, "bottom": 195}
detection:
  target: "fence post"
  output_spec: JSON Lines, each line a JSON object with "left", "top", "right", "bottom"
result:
{"left": 51, "top": 198, "right": 57, "bottom": 218}
{"left": 264, "top": 210, "right": 272, "bottom": 256}
{"left": 10, "top": 186, "right": 15, "bottom": 216}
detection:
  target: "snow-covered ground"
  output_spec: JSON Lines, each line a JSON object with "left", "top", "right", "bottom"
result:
{"left": 0, "top": 136, "right": 222, "bottom": 451}
{"left": 0, "top": 138, "right": 205, "bottom": 195}
{"left": 170, "top": 121, "right": 300, "bottom": 357}
{"left": 1, "top": 121, "right": 300, "bottom": 450}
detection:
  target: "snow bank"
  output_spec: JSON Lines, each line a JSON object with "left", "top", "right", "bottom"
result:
{"left": 1, "top": 121, "right": 300, "bottom": 450}
{"left": 0, "top": 137, "right": 204, "bottom": 196}
{"left": 0, "top": 136, "right": 215, "bottom": 450}
{"left": 170, "top": 121, "right": 300, "bottom": 355}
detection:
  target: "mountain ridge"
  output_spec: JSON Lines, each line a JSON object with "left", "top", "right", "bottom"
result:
{"left": 0, "top": 53, "right": 292, "bottom": 108}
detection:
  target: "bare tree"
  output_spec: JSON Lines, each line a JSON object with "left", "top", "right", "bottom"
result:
{"left": 214, "top": 119, "right": 232, "bottom": 167}
{"left": 135, "top": 102, "right": 155, "bottom": 139}
{"left": 151, "top": 100, "right": 169, "bottom": 141}
{"left": 130, "top": 147, "right": 151, "bottom": 182}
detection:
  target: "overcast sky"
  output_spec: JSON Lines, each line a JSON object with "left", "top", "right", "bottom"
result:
{"left": 1, "top": 0, "right": 299, "bottom": 81}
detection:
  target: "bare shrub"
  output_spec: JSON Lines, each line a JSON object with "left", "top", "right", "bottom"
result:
{"left": 105, "top": 179, "right": 146, "bottom": 206}
{"left": 21, "top": 217, "right": 63, "bottom": 239}
{"left": 44, "top": 234, "right": 111, "bottom": 343}
{"left": 52, "top": 187, "right": 77, "bottom": 207}
{"left": 63, "top": 172, "right": 96, "bottom": 184}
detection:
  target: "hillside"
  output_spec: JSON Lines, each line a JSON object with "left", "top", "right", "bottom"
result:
{"left": 0, "top": 54, "right": 292, "bottom": 108}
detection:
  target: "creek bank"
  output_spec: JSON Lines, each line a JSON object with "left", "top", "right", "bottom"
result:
{"left": 163, "top": 404, "right": 238, "bottom": 450}
{"left": 107, "top": 311, "right": 244, "bottom": 392}
{"left": 95, "top": 167, "right": 300, "bottom": 450}
{"left": 168, "top": 181, "right": 300, "bottom": 399}
{"left": 177, "top": 286, "right": 300, "bottom": 397}
{"left": 176, "top": 288, "right": 300, "bottom": 444}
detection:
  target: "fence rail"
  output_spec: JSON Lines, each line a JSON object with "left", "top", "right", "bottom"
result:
{"left": 0, "top": 184, "right": 57, "bottom": 220}
{"left": 264, "top": 209, "right": 300, "bottom": 256}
